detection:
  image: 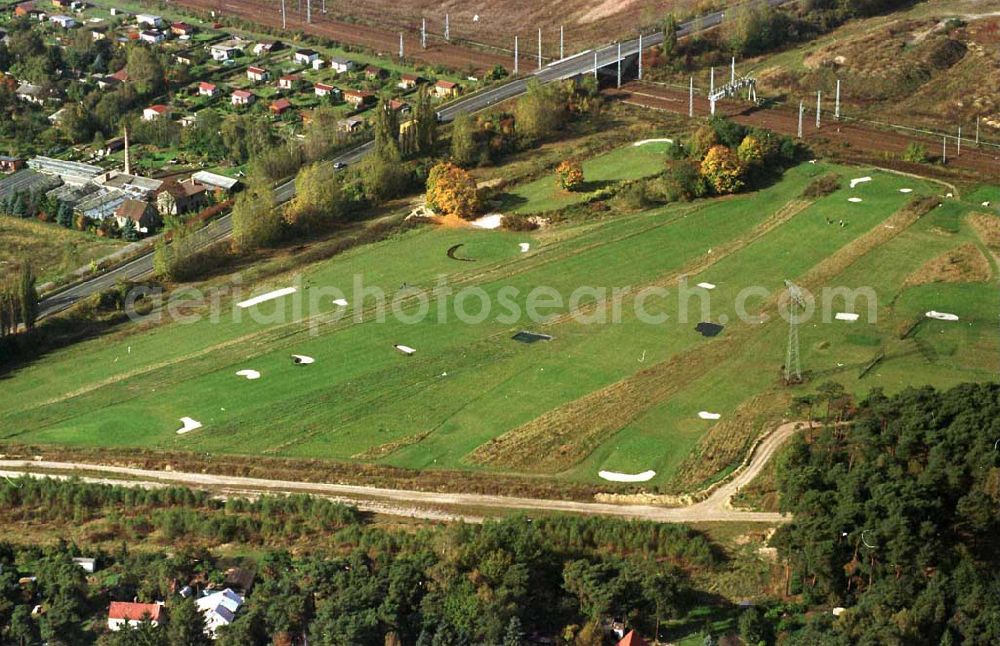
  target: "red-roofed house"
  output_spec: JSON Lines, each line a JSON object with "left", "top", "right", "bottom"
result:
{"left": 389, "top": 99, "right": 410, "bottom": 114}
{"left": 398, "top": 73, "right": 421, "bottom": 90}
{"left": 198, "top": 82, "right": 217, "bottom": 97}
{"left": 434, "top": 80, "right": 459, "bottom": 99}
{"left": 107, "top": 602, "right": 165, "bottom": 631}
{"left": 270, "top": 98, "right": 292, "bottom": 116}
{"left": 231, "top": 89, "right": 255, "bottom": 106}
{"left": 114, "top": 199, "right": 159, "bottom": 234}
{"left": 109, "top": 68, "right": 129, "bottom": 83}
{"left": 364, "top": 66, "right": 385, "bottom": 80}
{"left": 246, "top": 66, "right": 269, "bottom": 83}
{"left": 170, "top": 22, "right": 195, "bottom": 37}
{"left": 616, "top": 630, "right": 648, "bottom": 646}
{"left": 343, "top": 89, "right": 374, "bottom": 108}
{"left": 142, "top": 104, "right": 170, "bottom": 121}
{"left": 314, "top": 83, "right": 338, "bottom": 99}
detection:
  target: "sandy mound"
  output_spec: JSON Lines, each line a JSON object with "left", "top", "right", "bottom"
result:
{"left": 236, "top": 369, "right": 261, "bottom": 380}
{"left": 237, "top": 287, "right": 297, "bottom": 309}
{"left": 176, "top": 417, "right": 202, "bottom": 434}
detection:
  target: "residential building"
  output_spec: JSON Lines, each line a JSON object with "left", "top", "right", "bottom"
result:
{"left": 0, "top": 156, "right": 24, "bottom": 173}
{"left": 139, "top": 30, "right": 165, "bottom": 45}
{"left": 170, "top": 22, "right": 194, "bottom": 37}
{"left": 142, "top": 104, "right": 170, "bottom": 121}
{"left": 210, "top": 41, "right": 242, "bottom": 61}
{"left": 90, "top": 25, "right": 107, "bottom": 40}
{"left": 191, "top": 171, "right": 239, "bottom": 193}
{"left": 270, "top": 98, "right": 292, "bottom": 116}
{"left": 156, "top": 178, "right": 206, "bottom": 216}
{"left": 107, "top": 602, "right": 165, "bottom": 632}
{"left": 434, "top": 80, "right": 459, "bottom": 98}
{"left": 231, "top": 90, "right": 254, "bottom": 106}
{"left": 135, "top": 14, "right": 164, "bottom": 28}
{"left": 253, "top": 41, "right": 279, "bottom": 55}
{"left": 114, "top": 199, "right": 159, "bottom": 234}
{"left": 364, "top": 65, "right": 385, "bottom": 80}
{"left": 16, "top": 83, "right": 46, "bottom": 105}
{"left": 389, "top": 99, "right": 410, "bottom": 115}
{"left": 48, "top": 14, "right": 76, "bottom": 28}
{"left": 329, "top": 57, "right": 354, "bottom": 74}
{"left": 293, "top": 48, "right": 319, "bottom": 65}
{"left": 277, "top": 74, "right": 300, "bottom": 91}
{"left": 198, "top": 81, "right": 218, "bottom": 97}
{"left": 246, "top": 66, "right": 268, "bottom": 83}
{"left": 196, "top": 588, "right": 243, "bottom": 638}
{"left": 398, "top": 73, "right": 420, "bottom": 90}
{"left": 343, "top": 89, "right": 374, "bottom": 108}
{"left": 72, "top": 557, "right": 96, "bottom": 573}
{"left": 313, "top": 82, "right": 338, "bottom": 99}
{"left": 338, "top": 117, "right": 363, "bottom": 133}
{"left": 311, "top": 58, "right": 325, "bottom": 71}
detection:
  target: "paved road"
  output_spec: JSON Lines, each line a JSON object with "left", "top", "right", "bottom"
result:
{"left": 38, "top": 2, "right": 801, "bottom": 318}
{"left": 0, "top": 423, "right": 802, "bottom": 523}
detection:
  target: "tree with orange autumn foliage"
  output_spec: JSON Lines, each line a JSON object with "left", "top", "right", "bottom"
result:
{"left": 426, "top": 162, "right": 482, "bottom": 219}
{"left": 700, "top": 145, "right": 746, "bottom": 194}
{"left": 555, "top": 160, "right": 584, "bottom": 191}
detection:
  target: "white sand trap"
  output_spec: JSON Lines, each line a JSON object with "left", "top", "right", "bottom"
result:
{"left": 176, "top": 417, "right": 202, "bottom": 434}
{"left": 926, "top": 311, "right": 959, "bottom": 321}
{"left": 519, "top": 242, "right": 531, "bottom": 253}
{"left": 982, "top": 201, "right": 991, "bottom": 207}
{"left": 236, "top": 369, "right": 261, "bottom": 380}
{"left": 394, "top": 344, "right": 416, "bottom": 355}
{"left": 237, "top": 287, "right": 297, "bottom": 309}
{"left": 332, "top": 298, "right": 349, "bottom": 307}
{"left": 291, "top": 354, "right": 315, "bottom": 364}
{"left": 697, "top": 282, "right": 716, "bottom": 290}
{"left": 849, "top": 176, "right": 872, "bottom": 188}
{"left": 633, "top": 138, "right": 673, "bottom": 147}
{"left": 835, "top": 313, "right": 859, "bottom": 322}
{"left": 599, "top": 469, "right": 656, "bottom": 482}
{"left": 899, "top": 188, "right": 913, "bottom": 193}
{"left": 698, "top": 411, "right": 721, "bottom": 420}
{"left": 471, "top": 214, "right": 503, "bottom": 229}
{"left": 848, "top": 197, "right": 863, "bottom": 203}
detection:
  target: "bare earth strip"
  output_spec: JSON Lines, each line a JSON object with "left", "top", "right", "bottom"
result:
{"left": 0, "top": 440, "right": 797, "bottom": 523}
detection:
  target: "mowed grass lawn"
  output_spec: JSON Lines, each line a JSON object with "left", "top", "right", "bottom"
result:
{"left": 1, "top": 163, "right": 996, "bottom": 488}
{"left": 0, "top": 217, "right": 127, "bottom": 282}
{"left": 502, "top": 140, "right": 673, "bottom": 214}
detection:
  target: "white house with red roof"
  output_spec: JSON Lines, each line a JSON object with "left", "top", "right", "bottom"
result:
{"left": 142, "top": 104, "right": 170, "bottom": 121}
{"left": 107, "top": 602, "right": 165, "bottom": 632}
{"left": 314, "top": 82, "right": 338, "bottom": 99}
{"left": 246, "top": 66, "right": 268, "bottom": 83}
{"left": 231, "top": 89, "right": 255, "bottom": 106}
{"left": 198, "top": 81, "right": 217, "bottom": 97}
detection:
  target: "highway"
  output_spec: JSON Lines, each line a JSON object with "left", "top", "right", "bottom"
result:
{"left": 37, "top": 1, "right": 786, "bottom": 318}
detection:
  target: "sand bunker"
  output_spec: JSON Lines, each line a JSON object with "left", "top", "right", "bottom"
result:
{"left": 698, "top": 411, "right": 721, "bottom": 420}
{"left": 848, "top": 197, "right": 863, "bottom": 203}
{"left": 697, "top": 282, "right": 716, "bottom": 290}
{"left": 471, "top": 214, "right": 503, "bottom": 229}
{"left": 599, "top": 469, "right": 657, "bottom": 482}
{"left": 176, "top": 417, "right": 202, "bottom": 434}
{"left": 292, "top": 355, "right": 315, "bottom": 364}
{"left": 394, "top": 344, "right": 416, "bottom": 355}
{"left": 835, "top": 313, "right": 859, "bottom": 321}
{"left": 236, "top": 369, "right": 261, "bottom": 380}
{"left": 237, "top": 287, "right": 297, "bottom": 309}
{"left": 900, "top": 188, "right": 913, "bottom": 193}
{"left": 926, "top": 311, "right": 959, "bottom": 321}
{"left": 519, "top": 243, "right": 531, "bottom": 253}
{"left": 512, "top": 331, "right": 553, "bottom": 343}
{"left": 850, "top": 176, "right": 872, "bottom": 188}
{"left": 633, "top": 138, "right": 673, "bottom": 147}
{"left": 332, "top": 298, "right": 348, "bottom": 307}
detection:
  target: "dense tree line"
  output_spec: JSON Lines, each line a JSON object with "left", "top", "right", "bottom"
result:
{"left": 0, "top": 477, "right": 717, "bottom": 645}
{"left": 0, "top": 262, "right": 38, "bottom": 339}
{"left": 771, "top": 383, "right": 1000, "bottom": 644}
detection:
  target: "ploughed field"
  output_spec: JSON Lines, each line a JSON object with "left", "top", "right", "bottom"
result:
{"left": 2, "top": 156, "right": 997, "bottom": 491}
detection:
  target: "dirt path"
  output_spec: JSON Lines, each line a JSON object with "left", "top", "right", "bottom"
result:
{"left": 0, "top": 424, "right": 809, "bottom": 523}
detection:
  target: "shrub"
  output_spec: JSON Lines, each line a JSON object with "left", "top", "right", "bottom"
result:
{"left": 501, "top": 214, "right": 539, "bottom": 231}
{"left": 555, "top": 160, "right": 584, "bottom": 191}
{"left": 801, "top": 173, "right": 841, "bottom": 198}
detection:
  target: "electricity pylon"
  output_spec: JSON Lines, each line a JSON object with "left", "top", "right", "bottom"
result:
{"left": 784, "top": 279, "right": 806, "bottom": 384}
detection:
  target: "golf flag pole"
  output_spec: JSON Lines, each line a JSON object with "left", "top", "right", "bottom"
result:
{"left": 514, "top": 36, "right": 518, "bottom": 75}
{"left": 816, "top": 91, "right": 821, "bottom": 128}
{"left": 835, "top": 79, "right": 840, "bottom": 120}
{"left": 538, "top": 28, "right": 542, "bottom": 70}
{"left": 689, "top": 76, "right": 694, "bottom": 117}
{"left": 399, "top": 32, "right": 403, "bottom": 59}
{"left": 638, "top": 33, "right": 643, "bottom": 80}
{"left": 617, "top": 42, "right": 622, "bottom": 88}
